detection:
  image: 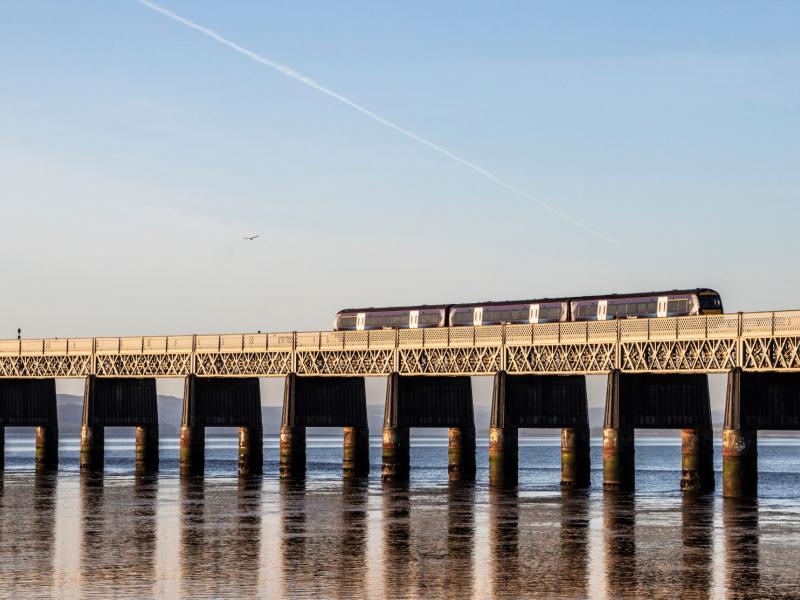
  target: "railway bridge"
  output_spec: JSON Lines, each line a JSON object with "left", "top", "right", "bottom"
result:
{"left": 1, "top": 311, "right": 799, "bottom": 496}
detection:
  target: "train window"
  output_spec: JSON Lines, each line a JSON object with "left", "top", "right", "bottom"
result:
{"left": 539, "top": 304, "right": 563, "bottom": 322}
{"left": 699, "top": 295, "right": 722, "bottom": 310}
{"left": 451, "top": 310, "right": 473, "bottom": 326}
{"left": 668, "top": 298, "right": 689, "bottom": 315}
{"left": 419, "top": 312, "right": 441, "bottom": 326}
{"left": 338, "top": 315, "right": 357, "bottom": 329}
{"left": 574, "top": 303, "right": 596, "bottom": 320}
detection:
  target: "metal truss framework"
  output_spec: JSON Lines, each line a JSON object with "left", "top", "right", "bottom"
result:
{"left": 2, "top": 311, "right": 800, "bottom": 378}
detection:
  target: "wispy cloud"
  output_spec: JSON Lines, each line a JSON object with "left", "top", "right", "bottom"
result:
{"left": 136, "top": 0, "right": 621, "bottom": 245}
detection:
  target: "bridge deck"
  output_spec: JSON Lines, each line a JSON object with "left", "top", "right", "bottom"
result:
{"left": 1, "top": 311, "right": 798, "bottom": 378}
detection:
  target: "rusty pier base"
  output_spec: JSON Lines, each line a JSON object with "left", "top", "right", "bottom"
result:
{"left": 448, "top": 426, "right": 476, "bottom": 481}
{"left": 239, "top": 425, "right": 263, "bottom": 476}
{"left": 35, "top": 425, "right": 59, "bottom": 471}
{"left": 343, "top": 426, "right": 370, "bottom": 478}
{"left": 561, "top": 427, "right": 591, "bottom": 488}
{"left": 681, "top": 427, "right": 714, "bottom": 492}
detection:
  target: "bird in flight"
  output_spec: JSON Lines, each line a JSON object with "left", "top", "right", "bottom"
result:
{"left": 243, "top": 234, "right": 260, "bottom": 241}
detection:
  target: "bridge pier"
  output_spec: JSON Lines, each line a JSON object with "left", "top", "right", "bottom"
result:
{"left": 681, "top": 426, "right": 714, "bottom": 492}
{"left": 279, "top": 374, "right": 368, "bottom": 478}
{"left": 603, "top": 370, "right": 714, "bottom": 491}
{"left": 722, "top": 368, "right": 757, "bottom": 498}
{"left": 0, "top": 379, "right": 59, "bottom": 471}
{"left": 603, "top": 370, "right": 635, "bottom": 491}
{"left": 135, "top": 426, "right": 159, "bottom": 473}
{"left": 181, "top": 374, "right": 262, "bottom": 476}
{"left": 35, "top": 425, "right": 59, "bottom": 471}
{"left": 80, "top": 375, "right": 159, "bottom": 472}
{"left": 561, "top": 426, "right": 591, "bottom": 488}
{"left": 382, "top": 373, "right": 474, "bottom": 481}
{"left": 343, "top": 426, "right": 370, "bottom": 478}
{"left": 488, "top": 371, "right": 590, "bottom": 487}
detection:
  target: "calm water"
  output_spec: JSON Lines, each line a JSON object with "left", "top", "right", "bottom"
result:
{"left": 1, "top": 435, "right": 799, "bottom": 598}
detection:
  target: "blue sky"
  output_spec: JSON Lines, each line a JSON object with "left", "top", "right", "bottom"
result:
{"left": 1, "top": 1, "right": 798, "bottom": 338}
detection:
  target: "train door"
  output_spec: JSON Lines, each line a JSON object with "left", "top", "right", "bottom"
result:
{"left": 409, "top": 310, "right": 419, "bottom": 329}
{"left": 356, "top": 313, "right": 366, "bottom": 331}
{"left": 657, "top": 296, "right": 668, "bottom": 318}
{"left": 474, "top": 307, "right": 483, "bottom": 326}
{"left": 529, "top": 304, "right": 539, "bottom": 324}
{"left": 597, "top": 300, "right": 608, "bottom": 321}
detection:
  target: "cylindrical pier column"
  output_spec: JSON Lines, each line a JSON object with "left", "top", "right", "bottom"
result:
{"left": 35, "top": 425, "right": 59, "bottom": 470}
{"left": 279, "top": 425, "right": 306, "bottom": 478}
{"left": 80, "top": 425, "right": 104, "bottom": 471}
{"left": 0, "top": 427, "right": 4, "bottom": 471}
{"left": 561, "top": 427, "right": 591, "bottom": 488}
{"left": 603, "top": 427, "right": 634, "bottom": 490}
{"left": 488, "top": 426, "right": 518, "bottom": 486}
{"left": 135, "top": 426, "right": 159, "bottom": 473}
{"left": 179, "top": 425, "right": 205, "bottom": 476}
{"left": 239, "top": 425, "right": 264, "bottom": 476}
{"left": 722, "top": 429, "right": 757, "bottom": 498}
{"left": 448, "top": 426, "right": 476, "bottom": 481}
{"left": 381, "top": 426, "right": 410, "bottom": 481}
{"left": 343, "top": 426, "right": 370, "bottom": 478}
{"left": 681, "top": 427, "right": 714, "bottom": 492}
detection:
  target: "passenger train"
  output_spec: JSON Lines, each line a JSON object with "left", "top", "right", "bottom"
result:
{"left": 334, "top": 288, "right": 723, "bottom": 331}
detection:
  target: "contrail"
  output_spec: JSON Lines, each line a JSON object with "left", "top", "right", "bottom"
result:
{"left": 136, "top": 0, "right": 621, "bottom": 245}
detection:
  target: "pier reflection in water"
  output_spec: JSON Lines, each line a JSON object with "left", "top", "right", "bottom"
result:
{"left": 179, "top": 476, "right": 262, "bottom": 597}
{"left": 490, "top": 486, "right": 589, "bottom": 598}
{"left": 0, "top": 437, "right": 797, "bottom": 597}
{"left": 0, "top": 472, "right": 57, "bottom": 593}
{"left": 279, "top": 476, "right": 370, "bottom": 598}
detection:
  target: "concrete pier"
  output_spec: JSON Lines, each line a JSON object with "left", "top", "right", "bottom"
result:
{"left": 448, "top": 426, "right": 476, "bottom": 481}
{"left": 603, "top": 370, "right": 635, "bottom": 490}
{"left": 488, "top": 371, "right": 517, "bottom": 486}
{"left": 0, "top": 379, "right": 59, "bottom": 471}
{"left": 80, "top": 375, "right": 159, "bottom": 472}
{"left": 381, "top": 425, "right": 410, "bottom": 481}
{"left": 279, "top": 425, "right": 306, "bottom": 478}
{"left": 722, "top": 368, "right": 757, "bottom": 497}
{"left": 80, "top": 376, "right": 103, "bottom": 471}
{"left": 134, "top": 426, "right": 159, "bottom": 473}
{"left": 561, "top": 427, "right": 591, "bottom": 488}
{"left": 180, "top": 374, "right": 262, "bottom": 476}
{"left": 381, "top": 373, "right": 474, "bottom": 481}
{"left": 279, "top": 373, "right": 368, "bottom": 478}
{"left": 238, "top": 425, "right": 263, "bottom": 476}
{"left": 35, "top": 425, "right": 59, "bottom": 471}
{"left": 488, "top": 426, "right": 518, "bottom": 486}
{"left": 179, "top": 424, "right": 205, "bottom": 476}
{"left": 681, "top": 426, "right": 714, "bottom": 492}
{"left": 488, "top": 371, "right": 590, "bottom": 487}
{"left": 342, "top": 426, "right": 370, "bottom": 478}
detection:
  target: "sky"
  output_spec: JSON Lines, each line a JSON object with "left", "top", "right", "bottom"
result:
{"left": 1, "top": 1, "right": 799, "bottom": 340}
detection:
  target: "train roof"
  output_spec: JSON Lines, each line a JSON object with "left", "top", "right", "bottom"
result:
{"left": 337, "top": 289, "right": 720, "bottom": 314}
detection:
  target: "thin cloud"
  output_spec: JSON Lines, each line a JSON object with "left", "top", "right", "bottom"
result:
{"left": 136, "top": 0, "right": 621, "bottom": 245}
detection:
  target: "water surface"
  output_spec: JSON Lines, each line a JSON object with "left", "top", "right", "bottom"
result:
{"left": 1, "top": 435, "right": 799, "bottom": 598}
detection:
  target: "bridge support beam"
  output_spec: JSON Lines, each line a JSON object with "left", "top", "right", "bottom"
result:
{"left": 722, "top": 368, "right": 757, "bottom": 498}
{"left": 448, "top": 425, "right": 476, "bottom": 481}
{"left": 35, "top": 425, "right": 59, "bottom": 471}
{"left": 80, "top": 375, "right": 104, "bottom": 471}
{"left": 180, "top": 375, "right": 205, "bottom": 476}
{"left": 343, "top": 426, "right": 370, "bottom": 478}
{"left": 488, "top": 372, "right": 517, "bottom": 486}
{"left": 603, "top": 370, "right": 635, "bottom": 490}
{"left": 681, "top": 427, "right": 714, "bottom": 492}
{"left": 382, "top": 373, "right": 409, "bottom": 481}
{"left": 561, "top": 427, "right": 591, "bottom": 488}
{"left": 280, "top": 374, "right": 306, "bottom": 478}
{"left": 135, "top": 426, "right": 159, "bottom": 473}
{"left": 239, "top": 425, "right": 263, "bottom": 477}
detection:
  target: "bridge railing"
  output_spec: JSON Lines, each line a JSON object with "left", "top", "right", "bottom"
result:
{"left": 2, "top": 310, "right": 800, "bottom": 367}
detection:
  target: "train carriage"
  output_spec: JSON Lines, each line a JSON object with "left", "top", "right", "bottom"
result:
{"left": 333, "top": 288, "right": 723, "bottom": 331}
